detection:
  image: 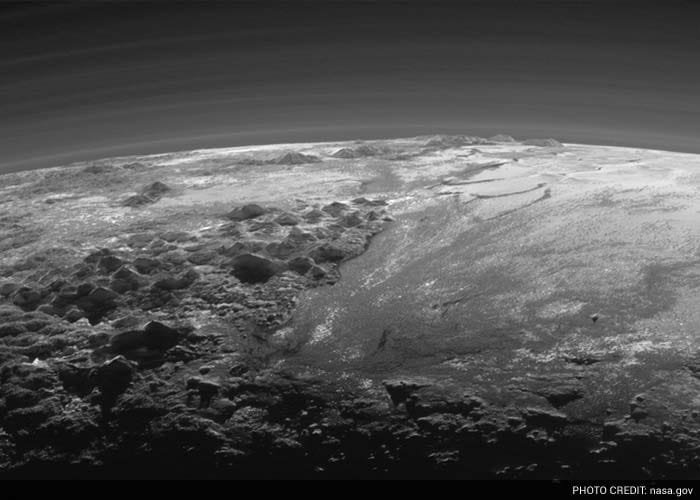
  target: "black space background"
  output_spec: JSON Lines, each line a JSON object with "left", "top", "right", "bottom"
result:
{"left": 1, "top": 0, "right": 699, "bottom": 173}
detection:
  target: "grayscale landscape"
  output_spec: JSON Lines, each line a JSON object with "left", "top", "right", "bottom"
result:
{"left": 1, "top": 135, "right": 699, "bottom": 478}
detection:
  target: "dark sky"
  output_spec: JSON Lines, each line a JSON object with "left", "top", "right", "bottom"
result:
{"left": 1, "top": 1, "right": 699, "bottom": 173}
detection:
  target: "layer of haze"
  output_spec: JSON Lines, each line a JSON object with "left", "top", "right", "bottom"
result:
{"left": 1, "top": 1, "right": 698, "bottom": 173}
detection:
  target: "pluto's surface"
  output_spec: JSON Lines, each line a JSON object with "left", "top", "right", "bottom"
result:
{"left": 1, "top": 135, "right": 699, "bottom": 478}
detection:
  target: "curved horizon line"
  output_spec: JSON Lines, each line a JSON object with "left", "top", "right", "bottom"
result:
{"left": 3, "top": 132, "right": 698, "bottom": 178}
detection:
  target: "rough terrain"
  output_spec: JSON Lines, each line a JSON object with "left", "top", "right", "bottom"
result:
{"left": 0, "top": 135, "right": 699, "bottom": 478}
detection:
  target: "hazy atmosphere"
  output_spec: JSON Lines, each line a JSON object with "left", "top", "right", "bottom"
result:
{"left": 2, "top": 0, "right": 699, "bottom": 173}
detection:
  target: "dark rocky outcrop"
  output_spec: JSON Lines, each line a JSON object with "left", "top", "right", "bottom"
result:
{"left": 230, "top": 254, "right": 285, "bottom": 284}
{"left": 74, "top": 286, "right": 119, "bottom": 322}
{"left": 274, "top": 212, "right": 301, "bottom": 226}
{"left": 122, "top": 182, "right": 171, "bottom": 207}
{"left": 309, "top": 244, "right": 349, "bottom": 263}
{"left": 308, "top": 265, "right": 326, "bottom": 280}
{"left": 520, "top": 407, "right": 569, "bottom": 428}
{"left": 247, "top": 220, "right": 279, "bottom": 234}
{"left": 187, "top": 250, "right": 217, "bottom": 265}
{"left": 94, "top": 356, "right": 135, "bottom": 398}
{"left": 141, "top": 181, "right": 171, "bottom": 199}
{"left": 63, "top": 307, "right": 85, "bottom": 323}
{"left": 533, "top": 384, "right": 584, "bottom": 408}
{"left": 266, "top": 227, "right": 317, "bottom": 259}
{"left": 270, "top": 152, "right": 321, "bottom": 165}
{"left": 383, "top": 378, "right": 432, "bottom": 407}
{"left": 141, "top": 321, "right": 184, "bottom": 350}
{"left": 332, "top": 147, "right": 359, "bottom": 159}
{"left": 110, "top": 321, "right": 183, "bottom": 355}
{"left": 352, "top": 197, "right": 388, "bottom": 207}
{"left": 186, "top": 376, "right": 221, "bottom": 408}
{"left": 152, "top": 269, "right": 199, "bottom": 291}
{"left": 287, "top": 256, "right": 315, "bottom": 275}
{"left": 332, "top": 144, "right": 384, "bottom": 159}
{"left": 98, "top": 255, "right": 123, "bottom": 274}
{"left": 0, "top": 282, "right": 20, "bottom": 297}
{"left": 122, "top": 194, "right": 152, "bottom": 207}
{"left": 110, "top": 266, "right": 143, "bottom": 293}
{"left": 227, "top": 204, "right": 267, "bottom": 221}
{"left": 11, "top": 286, "right": 42, "bottom": 310}
{"left": 133, "top": 257, "right": 161, "bottom": 274}
{"left": 341, "top": 211, "right": 363, "bottom": 227}
{"left": 321, "top": 202, "right": 349, "bottom": 217}
{"left": 303, "top": 208, "right": 325, "bottom": 222}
